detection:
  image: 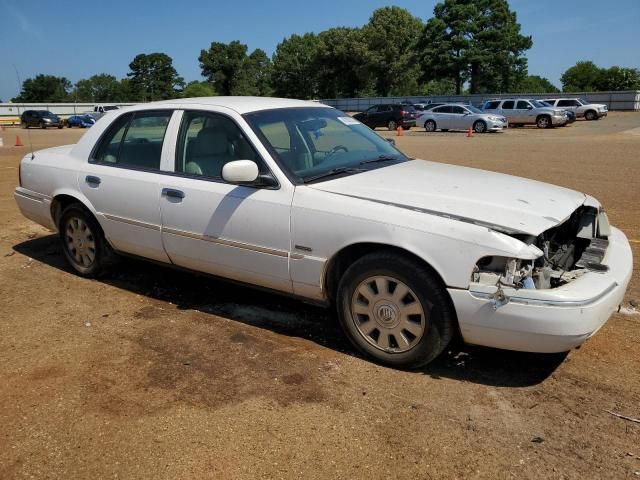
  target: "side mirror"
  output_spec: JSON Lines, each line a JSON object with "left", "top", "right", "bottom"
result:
{"left": 222, "top": 160, "right": 259, "bottom": 184}
{"left": 527, "top": 105, "right": 533, "bottom": 110}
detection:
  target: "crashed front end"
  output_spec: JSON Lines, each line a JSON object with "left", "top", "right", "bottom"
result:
{"left": 449, "top": 202, "right": 633, "bottom": 353}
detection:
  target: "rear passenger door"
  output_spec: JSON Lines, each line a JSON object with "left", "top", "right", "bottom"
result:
{"left": 500, "top": 100, "right": 515, "bottom": 123}
{"left": 79, "top": 110, "right": 174, "bottom": 263}
{"left": 430, "top": 106, "right": 452, "bottom": 129}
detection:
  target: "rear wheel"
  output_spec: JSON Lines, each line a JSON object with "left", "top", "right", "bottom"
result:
{"left": 59, "top": 204, "right": 115, "bottom": 278}
{"left": 337, "top": 252, "right": 455, "bottom": 369}
{"left": 536, "top": 115, "right": 551, "bottom": 129}
{"left": 473, "top": 120, "right": 487, "bottom": 133}
{"left": 21, "top": 121, "right": 27, "bottom": 129}
{"left": 424, "top": 120, "right": 436, "bottom": 132}
{"left": 40, "top": 121, "right": 46, "bottom": 129}
{"left": 387, "top": 120, "right": 397, "bottom": 131}
{"left": 584, "top": 110, "right": 597, "bottom": 121}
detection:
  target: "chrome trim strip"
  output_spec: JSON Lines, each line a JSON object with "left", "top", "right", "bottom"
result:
{"left": 468, "top": 282, "right": 618, "bottom": 308}
{"left": 15, "top": 190, "right": 45, "bottom": 202}
{"left": 103, "top": 213, "right": 161, "bottom": 231}
{"left": 162, "top": 227, "right": 289, "bottom": 258}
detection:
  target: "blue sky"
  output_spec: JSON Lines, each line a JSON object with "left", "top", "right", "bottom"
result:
{"left": 1, "top": 0, "right": 639, "bottom": 101}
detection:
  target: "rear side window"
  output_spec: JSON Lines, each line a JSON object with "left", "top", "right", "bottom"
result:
{"left": 92, "top": 111, "right": 171, "bottom": 170}
{"left": 502, "top": 101, "right": 515, "bottom": 109}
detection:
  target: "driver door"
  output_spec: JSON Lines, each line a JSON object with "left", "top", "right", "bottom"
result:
{"left": 159, "top": 110, "right": 294, "bottom": 293}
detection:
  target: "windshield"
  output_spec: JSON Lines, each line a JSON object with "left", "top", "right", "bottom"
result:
{"left": 466, "top": 105, "right": 483, "bottom": 114}
{"left": 244, "top": 107, "right": 408, "bottom": 182}
{"left": 577, "top": 98, "right": 588, "bottom": 105}
{"left": 530, "top": 100, "right": 546, "bottom": 108}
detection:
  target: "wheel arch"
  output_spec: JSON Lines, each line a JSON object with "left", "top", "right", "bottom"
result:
{"left": 324, "top": 242, "right": 449, "bottom": 304}
{"left": 50, "top": 189, "right": 99, "bottom": 231}
{"left": 323, "top": 241, "right": 461, "bottom": 338}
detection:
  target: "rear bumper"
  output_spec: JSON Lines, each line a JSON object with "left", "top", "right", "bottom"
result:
{"left": 14, "top": 187, "right": 55, "bottom": 230}
{"left": 449, "top": 227, "right": 633, "bottom": 353}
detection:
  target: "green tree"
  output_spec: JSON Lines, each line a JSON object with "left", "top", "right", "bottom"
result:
{"left": 560, "top": 61, "right": 602, "bottom": 92}
{"left": 416, "top": 0, "right": 532, "bottom": 94}
{"left": 363, "top": 7, "right": 423, "bottom": 96}
{"left": 72, "top": 74, "right": 125, "bottom": 102}
{"left": 199, "top": 41, "right": 272, "bottom": 96}
{"left": 12, "top": 74, "right": 71, "bottom": 102}
{"left": 271, "top": 33, "right": 320, "bottom": 99}
{"left": 513, "top": 75, "right": 559, "bottom": 93}
{"left": 127, "top": 53, "right": 184, "bottom": 102}
{"left": 598, "top": 66, "right": 640, "bottom": 91}
{"left": 315, "top": 27, "right": 372, "bottom": 98}
{"left": 182, "top": 80, "right": 216, "bottom": 98}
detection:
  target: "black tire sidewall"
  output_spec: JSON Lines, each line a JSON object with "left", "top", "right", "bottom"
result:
{"left": 388, "top": 120, "right": 397, "bottom": 131}
{"left": 59, "top": 205, "right": 110, "bottom": 278}
{"left": 337, "top": 253, "right": 454, "bottom": 369}
{"left": 474, "top": 120, "right": 486, "bottom": 133}
{"left": 425, "top": 120, "right": 436, "bottom": 132}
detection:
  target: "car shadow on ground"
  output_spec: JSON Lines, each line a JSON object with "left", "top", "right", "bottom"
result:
{"left": 14, "top": 234, "right": 567, "bottom": 388}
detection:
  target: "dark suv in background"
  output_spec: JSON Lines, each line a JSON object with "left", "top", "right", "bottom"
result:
{"left": 21, "top": 110, "right": 63, "bottom": 129}
{"left": 353, "top": 104, "right": 417, "bottom": 131}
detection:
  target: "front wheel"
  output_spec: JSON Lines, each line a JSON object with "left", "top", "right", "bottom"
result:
{"left": 59, "top": 204, "right": 115, "bottom": 278}
{"left": 387, "top": 120, "right": 397, "bottom": 131}
{"left": 337, "top": 252, "right": 455, "bottom": 369}
{"left": 536, "top": 115, "right": 551, "bottom": 129}
{"left": 40, "top": 121, "right": 46, "bottom": 129}
{"left": 584, "top": 110, "right": 597, "bottom": 121}
{"left": 21, "top": 121, "right": 27, "bottom": 129}
{"left": 473, "top": 120, "right": 487, "bottom": 133}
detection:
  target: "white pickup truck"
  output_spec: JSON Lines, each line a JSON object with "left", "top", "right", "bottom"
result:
{"left": 88, "top": 105, "right": 120, "bottom": 120}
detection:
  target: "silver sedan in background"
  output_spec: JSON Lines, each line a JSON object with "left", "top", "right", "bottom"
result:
{"left": 417, "top": 104, "right": 507, "bottom": 133}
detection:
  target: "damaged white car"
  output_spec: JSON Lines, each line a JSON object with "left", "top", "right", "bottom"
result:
{"left": 14, "top": 97, "right": 633, "bottom": 368}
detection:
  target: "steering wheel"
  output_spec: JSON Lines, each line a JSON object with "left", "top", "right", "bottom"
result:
{"left": 324, "top": 145, "right": 349, "bottom": 161}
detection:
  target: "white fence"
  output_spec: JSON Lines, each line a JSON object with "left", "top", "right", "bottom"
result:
{"left": 321, "top": 91, "right": 640, "bottom": 112}
{"left": 0, "top": 102, "right": 137, "bottom": 123}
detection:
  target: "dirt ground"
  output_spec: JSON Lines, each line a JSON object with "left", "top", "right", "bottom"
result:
{"left": 0, "top": 114, "right": 639, "bottom": 479}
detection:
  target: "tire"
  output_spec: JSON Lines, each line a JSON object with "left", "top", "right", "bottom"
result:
{"left": 57, "top": 124, "right": 63, "bottom": 129}
{"left": 21, "top": 121, "right": 27, "bottom": 129}
{"left": 536, "top": 115, "right": 551, "bottom": 129}
{"left": 40, "top": 121, "right": 46, "bottom": 129}
{"left": 473, "top": 120, "right": 487, "bottom": 133}
{"left": 59, "top": 204, "right": 116, "bottom": 278}
{"left": 584, "top": 110, "right": 597, "bottom": 121}
{"left": 336, "top": 252, "right": 455, "bottom": 369}
{"left": 387, "top": 120, "right": 397, "bottom": 131}
{"left": 424, "top": 120, "right": 436, "bottom": 132}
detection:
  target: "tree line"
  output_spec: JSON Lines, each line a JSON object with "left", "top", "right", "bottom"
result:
{"left": 9, "top": 1, "right": 640, "bottom": 104}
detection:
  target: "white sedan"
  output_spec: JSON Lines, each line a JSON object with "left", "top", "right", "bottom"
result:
{"left": 417, "top": 104, "right": 508, "bottom": 133}
{"left": 15, "top": 97, "right": 632, "bottom": 368}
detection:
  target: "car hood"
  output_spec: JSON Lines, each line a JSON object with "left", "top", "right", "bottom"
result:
{"left": 308, "top": 160, "right": 587, "bottom": 236}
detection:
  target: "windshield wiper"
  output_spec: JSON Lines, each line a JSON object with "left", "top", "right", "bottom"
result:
{"left": 359, "top": 155, "right": 400, "bottom": 166}
{"left": 303, "top": 167, "right": 364, "bottom": 183}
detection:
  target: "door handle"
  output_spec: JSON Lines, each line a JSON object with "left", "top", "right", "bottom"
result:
{"left": 162, "top": 188, "right": 185, "bottom": 200}
{"left": 85, "top": 175, "right": 101, "bottom": 186}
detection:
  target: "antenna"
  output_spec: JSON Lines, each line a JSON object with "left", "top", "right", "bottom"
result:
{"left": 12, "top": 64, "right": 35, "bottom": 159}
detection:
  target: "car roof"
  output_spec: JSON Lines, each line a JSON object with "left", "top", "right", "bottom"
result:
{"left": 144, "top": 96, "right": 328, "bottom": 114}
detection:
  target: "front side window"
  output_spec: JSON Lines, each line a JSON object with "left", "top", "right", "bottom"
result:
{"left": 516, "top": 100, "right": 531, "bottom": 109}
{"left": 245, "top": 107, "right": 407, "bottom": 183}
{"left": 175, "top": 111, "right": 265, "bottom": 179}
{"left": 450, "top": 106, "right": 466, "bottom": 114}
{"left": 92, "top": 111, "right": 171, "bottom": 170}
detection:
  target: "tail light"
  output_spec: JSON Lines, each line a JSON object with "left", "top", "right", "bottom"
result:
{"left": 400, "top": 110, "right": 406, "bottom": 117}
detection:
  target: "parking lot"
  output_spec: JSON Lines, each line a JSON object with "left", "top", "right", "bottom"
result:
{"left": 1, "top": 113, "right": 639, "bottom": 479}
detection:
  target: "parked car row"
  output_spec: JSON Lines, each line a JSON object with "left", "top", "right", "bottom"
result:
{"left": 355, "top": 96, "right": 608, "bottom": 134}
{"left": 19, "top": 105, "right": 121, "bottom": 130}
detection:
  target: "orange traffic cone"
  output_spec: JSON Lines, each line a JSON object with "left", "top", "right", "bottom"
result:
{"left": 15, "top": 135, "right": 24, "bottom": 146}
{"left": 396, "top": 126, "right": 403, "bottom": 137}
{"left": 467, "top": 127, "right": 473, "bottom": 138}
